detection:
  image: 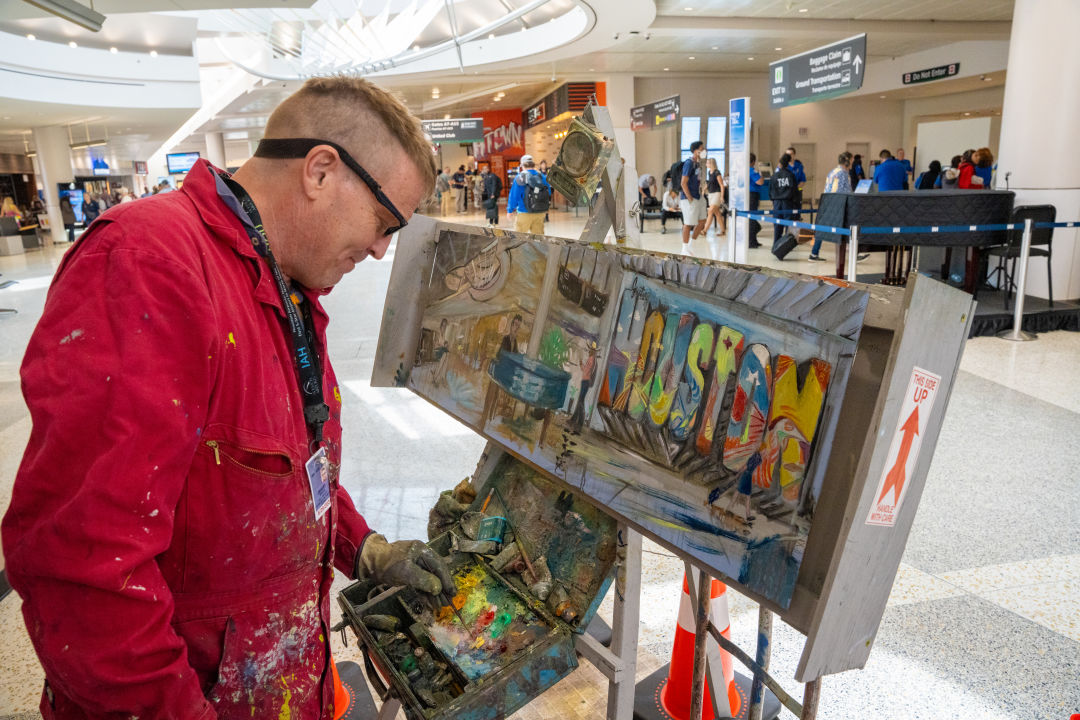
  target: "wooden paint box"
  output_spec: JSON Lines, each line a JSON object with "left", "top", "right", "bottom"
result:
{"left": 339, "top": 448, "right": 618, "bottom": 720}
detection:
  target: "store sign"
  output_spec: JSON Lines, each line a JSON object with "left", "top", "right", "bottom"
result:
{"left": 422, "top": 118, "right": 484, "bottom": 143}
{"left": 902, "top": 63, "right": 960, "bottom": 85}
{"left": 630, "top": 95, "right": 680, "bottom": 132}
{"left": 472, "top": 110, "right": 526, "bottom": 162}
{"left": 132, "top": 160, "right": 148, "bottom": 176}
{"left": 770, "top": 33, "right": 866, "bottom": 108}
{"left": 526, "top": 102, "right": 547, "bottom": 127}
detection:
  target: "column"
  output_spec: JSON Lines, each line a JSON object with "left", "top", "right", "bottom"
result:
{"left": 996, "top": 0, "right": 1080, "bottom": 300}
{"left": 31, "top": 126, "right": 74, "bottom": 246}
{"left": 205, "top": 131, "right": 227, "bottom": 169}
{"left": 602, "top": 74, "right": 636, "bottom": 173}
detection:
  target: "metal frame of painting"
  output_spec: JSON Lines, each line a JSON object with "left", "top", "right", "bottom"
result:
{"left": 371, "top": 106, "right": 975, "bottom": 700}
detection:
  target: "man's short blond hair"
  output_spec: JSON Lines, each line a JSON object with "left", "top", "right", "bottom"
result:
{"left": 265, "top": 76, "right": 437, "bottom": 191}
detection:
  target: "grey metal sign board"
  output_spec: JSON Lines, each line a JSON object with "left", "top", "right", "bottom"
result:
{"left": 769, "top": 34, "right": 867, "bottom": 109}
{"left": 422, "top": 118, "right": 484, "bottom": 143}
{"left": 903, "top": 62, "right": 960, "bottom": 85}
{"left": 630, "top": 95, "right": 680, "bottom": 131}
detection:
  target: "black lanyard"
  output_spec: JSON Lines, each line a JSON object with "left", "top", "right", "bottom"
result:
{"left": 220, "top": 173, "right": 329, "bottom": 446}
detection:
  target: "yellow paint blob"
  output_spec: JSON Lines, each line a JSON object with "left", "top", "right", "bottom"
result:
{"left": 278, "top": 676, "right": 291, "bottom": 720}
{"left": 226, "top": 332, "right": 237, "bottom": 348}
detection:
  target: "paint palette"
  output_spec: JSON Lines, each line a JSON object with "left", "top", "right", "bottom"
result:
{"left": 339, "top": 449, "right": 618, "bottom": 720}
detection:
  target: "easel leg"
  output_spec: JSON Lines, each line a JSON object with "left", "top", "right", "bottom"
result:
{"left": 748, "top": 606, "right": 773, "bottom": 720}
{"left": 688, "top": 570, "right": 711, "bottom": 720}
{"left": 606, "top": 527, "right": 641, "bottom": 720}
{"left": 800, "top": 678, "right": 821, "bottom": 720}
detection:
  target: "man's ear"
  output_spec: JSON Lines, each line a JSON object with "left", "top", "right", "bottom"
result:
{"left": 300, "top": 146, "right": 340, "bottom": 199}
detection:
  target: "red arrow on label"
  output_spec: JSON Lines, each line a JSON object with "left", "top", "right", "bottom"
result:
{"left": 878, "top": 406, "right": 920, "bottom": 504}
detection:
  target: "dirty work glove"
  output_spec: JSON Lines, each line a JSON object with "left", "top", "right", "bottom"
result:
{"left": 427, "top": 477, "right": 477, "bottom": 540}
{"left": 357, "top": 533, "right": 455, "bottom": 599}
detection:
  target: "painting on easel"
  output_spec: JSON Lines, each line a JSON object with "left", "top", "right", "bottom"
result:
{"left": 398, "top": 224, "right": 868, "bottom": 609}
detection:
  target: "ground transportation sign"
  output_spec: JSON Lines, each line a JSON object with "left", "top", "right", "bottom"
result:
{"left": 769, "top": 34, "right": 867, "bottom": 108}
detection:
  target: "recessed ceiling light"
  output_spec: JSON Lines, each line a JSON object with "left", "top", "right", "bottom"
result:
{"left": 497, "top": 92, "right": 505, "bottom": 97}
{"left": 879, "top": 95, "right": 886, "bottom": 99}
{"left": 589, "top": 67, "right": 595, "bottom": 71}
{"left": 747, "top": 56, "right": 754, "bottom": 60}
{"left": 68, "top": 41, "right": 77, "bottom": 48}
{"left": 982, "top": 75, "right": 993, "bottom": 81}
{"left": 26, "top": 34, "right": 35, "bottom": 41}
{"left": 413, "top": 44, "right": 420, "bottom": 51}
{"left": 488, "top": 33, "right": 495, "bottom": 39}
{"left": 444, "top": 113, "right": 451, "bottom": 119}
{"left": 964, "top": 111, "right": 971, "bottom": 116}
{"left": 688, "top": 56, "right": 695, "bottom": 60}
{"left": 150, "top": 50, "right": 158, "bottom": 57}
{"left": 798, "top": 7, "right": 808, "bottom": 12}
{"left": 663, "top": 67, "right": 670, "bottom": 71}
{"left": 775, "top": 47, "right": 783, "bottom": 51}
{"left": 711, "top": 45, "right": 718, "bottom": 50}
{"left": 493, "top": 96, "right": 501, "bottom": 101}
{"left": 110, "top": 46, "right": 118, "bottom": 53}
{"left": 684, "top": 6, "right": 693, "bottom": 10}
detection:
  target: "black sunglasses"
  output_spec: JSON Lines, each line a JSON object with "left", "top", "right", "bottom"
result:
{"left": 254, "top": 137, "right": 408, "bottom": 236}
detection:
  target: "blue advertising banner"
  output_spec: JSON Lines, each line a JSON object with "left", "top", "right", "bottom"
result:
{"left": 728, "top": 97, "right": 749, "bottom": 263}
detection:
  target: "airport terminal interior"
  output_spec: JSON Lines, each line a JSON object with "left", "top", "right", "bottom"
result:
{"left": 0, "top": 0, "right": 1078, "bottom": 718}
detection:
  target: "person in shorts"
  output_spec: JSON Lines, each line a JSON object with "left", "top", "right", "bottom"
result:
{"left": 679, "top": 140, "right": 706, "bottom": 254}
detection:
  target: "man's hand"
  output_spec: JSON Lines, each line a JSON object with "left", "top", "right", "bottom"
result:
{"left": 358, "top": 533, "right": 455, "bottom": 598}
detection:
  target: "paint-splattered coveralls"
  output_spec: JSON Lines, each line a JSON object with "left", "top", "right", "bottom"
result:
{"left": 2, "top": 160, "right": 372, "bottom": 719}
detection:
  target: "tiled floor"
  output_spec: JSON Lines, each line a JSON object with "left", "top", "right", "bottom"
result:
{"left": 1, "top": 207, "right": 1078, "bottom": 719}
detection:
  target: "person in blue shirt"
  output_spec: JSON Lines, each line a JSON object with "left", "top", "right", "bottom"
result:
{"left": 873, "top": 149, "right": 908, "bottom": 191}
{"left": 786, "top": 147, "right": 807, "bottom": 219}
{"left": 896, "top": 148, "right": 913, "bottom": 177}
{"left": 679, "top": 141, "right": 706, "bottom": 255}
{"left": 507, "top": 154, "right": 551, "bottom": 234}
{"left": 973, "top": 147, "right": 994, "bottom": 188}
{"left": 748, "top": 152, "right": 764, "bottom": 248}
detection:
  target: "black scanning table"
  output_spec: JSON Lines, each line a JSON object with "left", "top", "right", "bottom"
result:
{"left": 815, "top": 190, "right": 1015, "bottom": 289}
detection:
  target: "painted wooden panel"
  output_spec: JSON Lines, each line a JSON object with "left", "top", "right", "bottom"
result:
{"left": 376, "top": 223, "right": 870, "bottom": 610}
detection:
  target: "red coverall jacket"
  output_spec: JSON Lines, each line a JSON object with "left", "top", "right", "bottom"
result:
{"left": 2, "top": 160, "right": 372, "bottom": 719}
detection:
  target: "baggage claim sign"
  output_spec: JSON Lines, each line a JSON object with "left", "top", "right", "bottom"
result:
{"left": 770, "top": 34, "right": 866, "bottom": 108}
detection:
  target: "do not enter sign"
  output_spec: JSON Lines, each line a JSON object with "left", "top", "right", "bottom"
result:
{"left": 866, "top": 366, "right": 941, "bottom": 527}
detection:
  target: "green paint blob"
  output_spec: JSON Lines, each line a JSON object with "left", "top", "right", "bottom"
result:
{"left": 489, "top": 611, "right": 513, "bottom": 638}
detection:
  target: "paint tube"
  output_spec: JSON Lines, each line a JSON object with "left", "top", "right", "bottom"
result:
{"left": 362, "top": 614, "right": 401, "bottom": 632}
{"left": 450, "top": 532, "right": 498, "bottom": 555}
{"left": 527, "top": 555, "right": 553, "bottom": 601}
{"left": 490, "top": 543, "right": 521, "bottom": 572}
{"left": 416, "top": 687, "right": 438, "bottom": 708}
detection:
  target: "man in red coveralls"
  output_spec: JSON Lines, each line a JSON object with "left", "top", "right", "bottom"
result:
{"left": 2, "top": 77, "right": 455, "bottom": 719}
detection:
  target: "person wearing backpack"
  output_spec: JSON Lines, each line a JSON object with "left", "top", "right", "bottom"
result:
{"left": 508, "top": 154, "right": 551, "bottom": 234}
{"left": 679, "top": 141, "right": 706, "bottom": 255}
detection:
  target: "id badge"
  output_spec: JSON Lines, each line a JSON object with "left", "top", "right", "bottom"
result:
{"left": 306, "top": 447, "right": 332, "bottom": 521}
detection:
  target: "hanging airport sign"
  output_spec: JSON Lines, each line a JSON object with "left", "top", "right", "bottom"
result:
{"left": 902, "top": 63, "right": 960, "bottom": 85}
{"left": 630, "top": 95, "right": 680, "bottom": 132}
{"left": 769, "top": 33, "right": 867, "bottom": 109}
{"left": 421, "top": 118, "right": 485, "bottom": 143}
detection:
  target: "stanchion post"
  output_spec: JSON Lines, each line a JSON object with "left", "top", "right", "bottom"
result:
{"left": 997, "top": 217, "right": 1037, "bottom": 342}
{"left": 748, "top": 606, "right": 773, "bottom": 720}
{"left": 846, "top": 225, "right": 859, "bottom": 283}
{"left": 728, "top": 207, "right": 738, "bottom": 263}
{"left": 688, "top": 569, "right": 711, "bottom": 720}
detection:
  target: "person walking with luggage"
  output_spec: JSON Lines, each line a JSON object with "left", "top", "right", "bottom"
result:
{"left": 482, "top": 166, "right": 503, "bottom": 226}
{"left": 768, "top": 153, "right": 797, "bottom": 257}
{"left": 679, "top": 141, "right": 707, "bottom": 255}
{"left": 508, "top": 154, "right": 551, "bottom": 234}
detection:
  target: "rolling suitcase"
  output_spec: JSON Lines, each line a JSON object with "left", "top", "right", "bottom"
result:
{"left": 772, "top": 232, "right": 798, "bottom": 260}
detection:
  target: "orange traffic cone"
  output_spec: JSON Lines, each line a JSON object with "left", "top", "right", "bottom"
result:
{"left": 658, "top": 573, "right": 740, "bottom": 720}
{"left": 330, "top": 656, "right": 350, "bottom": 719}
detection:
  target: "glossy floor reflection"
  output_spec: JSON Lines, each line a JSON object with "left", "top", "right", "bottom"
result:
{"left": 0, "top": 207, "right": 1078, "bottom": 718}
